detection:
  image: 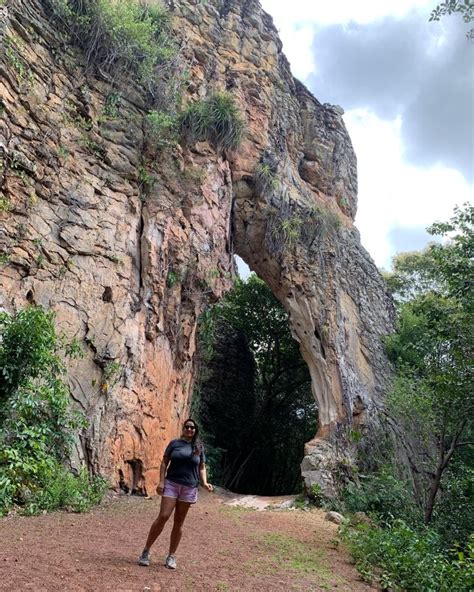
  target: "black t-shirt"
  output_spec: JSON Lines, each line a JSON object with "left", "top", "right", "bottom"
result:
{"left": 164, "top": 439, "right": 205, "bottom": 488}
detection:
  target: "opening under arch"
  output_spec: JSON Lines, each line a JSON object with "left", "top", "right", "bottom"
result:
{"left": 192, "top": 270, "right": 318, "bottom": 495}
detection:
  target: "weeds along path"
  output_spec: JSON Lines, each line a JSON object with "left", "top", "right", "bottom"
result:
{"left": 0, "top": 490, "right": 375, "bottom": 591}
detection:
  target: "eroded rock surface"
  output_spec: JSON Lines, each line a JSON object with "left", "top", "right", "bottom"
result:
{"left": 0, "top": 0, "right": 394, "bottom": 495}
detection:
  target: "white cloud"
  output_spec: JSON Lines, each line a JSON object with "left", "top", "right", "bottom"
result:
{"left": 345, "top": 109, "right": 473, "bottom": 268}
{"left": 259, "top": 1, "right": 473, "bottom": 270}
{"left": 275, "top": 22, "right": 316, "bottom": 79}
{"left": 235, "top": 255, "right": 251, "bottom": 280}
{"left": 261, "top": 0, "right": 433, "bottom": 27}
{"left": 260, "top": 0, "right": 435, "bottom": 78}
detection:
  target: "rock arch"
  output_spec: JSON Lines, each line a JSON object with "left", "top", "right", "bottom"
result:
{"left": 0, "top": 0, "right": 394, "bottom": 495}
{"left": 231, "top": 150, "right": 394, "bottom": 494}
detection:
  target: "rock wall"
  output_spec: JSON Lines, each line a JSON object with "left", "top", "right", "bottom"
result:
{"left": 0, "top": 0, "right": 394, "bottom": 495}
{"left": 0, "top": 0, "right": 234, "bottom": 494}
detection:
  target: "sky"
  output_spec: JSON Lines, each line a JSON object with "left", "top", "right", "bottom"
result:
{"left": 253, "top": 0, "right": 474, "bottom": 270}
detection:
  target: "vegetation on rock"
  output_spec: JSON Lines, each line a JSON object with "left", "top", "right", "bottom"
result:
{"left": 267, "top": 202, "right": 341, "bottom": 255}
{"left": 146, "top": 109, "right": 178, "bottom": 150}
{"left": 179, "top": 92, "right": 245, "bottom": 150}
{"left": 254, "top": 162, "right": 279, "bottom": 193}
{"left": 43, "top": 0, "right": 176, "bottom": 99}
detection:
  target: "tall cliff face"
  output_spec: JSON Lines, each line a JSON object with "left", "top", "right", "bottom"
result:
{"left": 0, "top": 0, "right": 394, "bottom": 495}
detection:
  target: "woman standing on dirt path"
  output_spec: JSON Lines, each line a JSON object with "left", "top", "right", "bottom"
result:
{"left": 138, "top": 418, "right": 213, "bottom": 570}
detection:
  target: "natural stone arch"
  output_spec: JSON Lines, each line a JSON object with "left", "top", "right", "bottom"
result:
{"left": 232, "top": 196, "right": 394, "bottom": 494}
{"left": 229, "top": 84, "right": 395, "bottom": 492}
{"left": 0, "top": 0, "right": 396, "bottom": 497}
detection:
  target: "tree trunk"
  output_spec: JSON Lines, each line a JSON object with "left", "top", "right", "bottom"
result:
{"left": 424, "top": 462, "right": 444, "bottom": 524}
{"left": 424, "top": 419, "right": 466, "bottom": 524}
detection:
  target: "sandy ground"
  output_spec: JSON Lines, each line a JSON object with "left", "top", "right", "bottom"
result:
{"left": 0, "top": 489, "right": 376, "bottom": 591}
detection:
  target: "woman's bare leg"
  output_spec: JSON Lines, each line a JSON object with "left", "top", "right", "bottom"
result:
{"left": 144, "top": 496, "right": 176, "bottom": 550}
{"left": 169, "top": 500, "right": 192, "bottom": 555}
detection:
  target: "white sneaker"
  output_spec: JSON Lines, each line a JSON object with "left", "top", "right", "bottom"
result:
{"left": 165, "top": 554, "right": 177, "bottom": 569}
{"left": 138, "top": 549, "right": 150, "bottom": 566}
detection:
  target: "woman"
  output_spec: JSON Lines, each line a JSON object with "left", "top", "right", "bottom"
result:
{"left": 138, "top": 418, "right": 213, "bottom": 569}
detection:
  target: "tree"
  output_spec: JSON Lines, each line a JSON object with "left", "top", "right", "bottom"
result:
{"left": 430, "top": 1, "right": 474, "bottom": 38}
{"left": 194, "top": 275, "right": 317, "bottom": 495}
{"left": 385, "top": 204, "right": 473, "bottom": 525}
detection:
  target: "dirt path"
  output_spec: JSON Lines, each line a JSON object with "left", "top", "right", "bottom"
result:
{"left": 0, "top": 490, "right": 375, "bottom": 591}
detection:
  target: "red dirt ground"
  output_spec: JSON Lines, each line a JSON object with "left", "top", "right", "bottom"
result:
{"left": 0, "top": 490, "right": 376, "bottom": 591}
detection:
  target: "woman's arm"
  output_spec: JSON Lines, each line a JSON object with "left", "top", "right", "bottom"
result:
{"left": 199, "top": 462, "right": 214, "bottom": 492}
{"left": 156, "top": 455, "right": 170, "bottom": 495}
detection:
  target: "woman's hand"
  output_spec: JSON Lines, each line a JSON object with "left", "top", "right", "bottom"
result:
{"left": 156, "top": 482, "right": 164, "bottom": 495}
{"left": 204, "top": 483, "right": 214, "bottom": 493}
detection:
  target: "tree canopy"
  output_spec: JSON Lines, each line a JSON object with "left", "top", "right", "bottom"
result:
{"left": 194, "top": 275, "right": 317, "bottom": 495}
{"left": 385, "top": 204, "right": 473, "bottom": 528}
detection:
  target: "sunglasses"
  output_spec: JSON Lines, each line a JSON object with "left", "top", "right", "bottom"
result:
{"left": 184, "top": 424, "right": 196, "bottom": 430}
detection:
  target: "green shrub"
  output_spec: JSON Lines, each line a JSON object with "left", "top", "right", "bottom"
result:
{"left": 341, "top": 520, "right": 474, "bottom": 591}
{"left": 45, "top": 0, "right": 175, "bottom": 96}
{"left": 146, "top": 110, "right": 178, "bottom": 149}
{"left": 431, "top": 465, "right": 474, "bottom": 548}
{"left": 343, "top": 469, "right": 422, "bottom": 524}
{"left": 0, "top": 307, "right": 59, "bottom": 404}
{"left": 307, "top": 483, "right": 328, "bottom": 507}
{"left": 0, "top": 380, "right": 83, "bottom": 514}
{"left": 254, "top": 162, "right": 278, "bottom": 193}
{"left": 0, "top": 307, "right": 106, "bottom": 515}
{"left": 0, "top": 195, "right": 11, "bottom": 212}
{"left": 103, "top": 92, "right": 121, "bottom": 118}
{"left": 24, "top": 466, "right": 108, "bottom": 515}
{"left": 179, "top": 92, "right": 245, "bottom": 150}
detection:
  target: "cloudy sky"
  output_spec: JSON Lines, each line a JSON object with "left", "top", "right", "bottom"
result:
{"left": 258, "top": 0, "right": 473, "bottom": 269}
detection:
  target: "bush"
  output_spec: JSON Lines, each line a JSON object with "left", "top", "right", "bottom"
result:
{"left": 179, "top": 92, "right": 245, "bottom": 150}
{"left": 0, "top": 385, "right": 74, "bottom": 507}
{"left": 343, "top": 469, "right": 422, "bottom": 524}
{"left": 24, "top": 467, "right": 108, "bottom": 515}
{"left": 431, "top": 465, "right": 474, "bottom": 548}
{"left": 0, "top": 307, "right": 106, "bottom": 515}
{"left": 146, "top": 109, "right": 178, "bottom": 149}
{"left": 45, "top": 0, "right": 175, "bottom": 97}
{"left": 0, "top": 307, "right": 59, "bottom": 404}
{"left": 307, "top": 483, "right": 328, "bottom": 507}
{"left": 341, "top": 520, "right": 474, "bottom": 591}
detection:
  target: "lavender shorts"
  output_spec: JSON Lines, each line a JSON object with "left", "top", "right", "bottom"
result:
{"left": 163, "top": 479, "right": 198, "bottom": 504}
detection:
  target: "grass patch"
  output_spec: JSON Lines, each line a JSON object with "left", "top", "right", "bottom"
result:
{"left": 244, "top": 531, "right": 350, "bottom": 589}
{"left": 261, "top": 532, "right": 331, "bottom": 576}
{"left": 180, "top": 92, "right": 245, "bottom": 150}
{"left": 218, "top": 504, "right": 255, "bottom": 525}
{"left": 218, "top": 504, "right": 255, "bottom": 516}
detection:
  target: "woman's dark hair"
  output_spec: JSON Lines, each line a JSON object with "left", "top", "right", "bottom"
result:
{"left": 183, "top": 418, "right": 202, "bottom": 457}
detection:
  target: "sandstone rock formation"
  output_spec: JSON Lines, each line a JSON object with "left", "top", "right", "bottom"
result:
{"left": 0, "top": 0, "right": 394, "bottom": 495}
